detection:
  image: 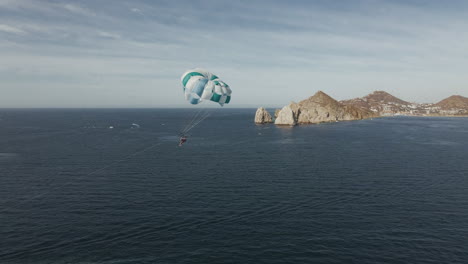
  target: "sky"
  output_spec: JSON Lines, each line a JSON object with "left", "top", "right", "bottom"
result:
{"left": 1, "top": 0, "right": 467, "bottom": 108}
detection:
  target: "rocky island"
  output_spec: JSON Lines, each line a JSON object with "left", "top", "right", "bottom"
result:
{"left": 256, "top": 91, "right": 468, "bottom": 125}
{"left": 254, "top": 107, "right": 273, "bottom": 124}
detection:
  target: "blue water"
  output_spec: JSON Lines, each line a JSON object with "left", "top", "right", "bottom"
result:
{"left": 1, "top": 109, "right": 467, "bottom": 264}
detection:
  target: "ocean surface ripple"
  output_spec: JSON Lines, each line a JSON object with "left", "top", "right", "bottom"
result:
{"left": 0, "top": 109, "right": 467, "bottom": 264}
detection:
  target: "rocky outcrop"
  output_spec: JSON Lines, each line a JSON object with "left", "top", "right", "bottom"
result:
{"left": 296, "top": 91, "right": 374, "bottom": 124}
{"left": 274, "top": 109, "right": 281, "bottom": 118}
{"left": 254, "top": 107, "right": 273, "bottom": 124}
{"left": 343, "top": 105, "right": 376, "bottom": 120}
{"left": 256, "top": 91, "right": 468, "bottom": 124}
{"left": 274, "top": 105, "right": 297, "bottom": 125}
{"left": 288, "top": 102, "right": 301, "bottom": 121}
{"left": 264, "top": 91, "right": 374, "bottom": 125}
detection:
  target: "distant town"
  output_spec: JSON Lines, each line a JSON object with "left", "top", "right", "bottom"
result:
{"left": 341, "top": 91, "right": 468, "bottom": 117}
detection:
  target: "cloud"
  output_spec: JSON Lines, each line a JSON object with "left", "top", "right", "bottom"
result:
{"left": 62, "top": 3, "right": 95, "bottom": 16}
{"left": 1, "top": 0, "right": 468, "bottom": 107}
{"left": 0, "top": 24, "right": 26, "bottom": 34}
{"left": 131, "top": 8, "right": 142, "bottom": 13}
{"left": 97, "top": 31, "right": 121, "bottom": 39}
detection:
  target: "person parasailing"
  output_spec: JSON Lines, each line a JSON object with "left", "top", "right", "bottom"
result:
{"left": 178, "top": 135, "right": 187, "bottom": 147}
{"left": 178, "top": 68, "right": 232, "bottom": 146}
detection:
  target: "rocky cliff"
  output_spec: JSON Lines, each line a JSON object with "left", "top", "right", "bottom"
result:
{"left": 256, "top": 91, "right": 468, "bottom": 125}
{"left": 269, "top": 91, "right": 374, "bottom": 126}
{"left": 274, "top": 109, "right": 281, "bottom": 118}
{"left": 254, "top": 107, "right": 273, "bottom": 124}
{"left": 274, "top": 105, "right": 297, "bottom": 125}
{"left": 296, "top": 91, "right": 375, "bottom": 124}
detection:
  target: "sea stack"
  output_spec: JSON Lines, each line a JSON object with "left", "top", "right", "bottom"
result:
{"left": 274, "top": 105, "right": 297, "bottom": 125}
{"left": 254, "top": 107, "right": 273, "bottom": 124}
{"left": 274, "top": 109, "right": 281, "bottom": 118}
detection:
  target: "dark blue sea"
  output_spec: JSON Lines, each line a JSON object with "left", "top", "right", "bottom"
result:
{"left": 1, "top": 109, "right": 467, "bottom": 264}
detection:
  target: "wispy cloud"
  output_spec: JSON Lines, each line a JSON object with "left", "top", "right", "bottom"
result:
{"left": 97, "top": 31, "right": 121, "bottom": 39}
{"left": 131, "top": 7, "right": 142, "bottom": 14}
{"left": 1, "top": 0, "right": 468, "bottom": 107}
{"left": 0, "top": 24, "right": 26, "bottom": 34}
{"left": 62, "top": 3, "right": 95, "bottom": 16}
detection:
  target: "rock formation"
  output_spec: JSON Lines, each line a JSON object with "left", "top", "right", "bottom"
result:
{"left": 271, "top": 91, "right": 374, "bottom": 125}
{"left": 274, "top": 105, "right": 297, "bottom": 125}
{"left": 296, "top": 91, "right": 374, "bottom": 124}
{"left": 289, "top": 102, "right": 301, "bottom": 121}
{"left": 274, "top": 109, "right": 281, "bottom": 118}
{"left": 254, "top": 107, "right": 273, "bottom": 124}
{"left": 257, "top": 90, "right": 468, "bottom": 125}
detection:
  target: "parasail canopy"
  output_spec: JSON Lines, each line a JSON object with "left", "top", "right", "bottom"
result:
{"left": 181, "top": 68, "right": 232, "bottom": 106}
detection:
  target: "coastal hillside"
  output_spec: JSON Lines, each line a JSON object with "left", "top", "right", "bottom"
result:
{"left": 257, "top": 91, "right": 375, "bottom": 125}
{"left": 295, "top": 91, "right": 376, "bottom": 124}
{"left": 341, "top": 91, "right": 412, "bottom": 116}
{"left": 256, "top": 91, "right": 468, "bottom": 125}
{"left": 435, "top": 95, "right": 468, "bottom": 110}
{"left": 341, "top": 92, "right": 468, "bottom": 116}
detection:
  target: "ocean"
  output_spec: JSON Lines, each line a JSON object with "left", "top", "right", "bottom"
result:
{"left": 0, "top": 109, "right": 467, "bottom": 264}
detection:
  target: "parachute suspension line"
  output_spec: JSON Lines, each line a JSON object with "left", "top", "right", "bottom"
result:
{"left": 183, "top": 108, "right": 204, "bottom": 133}
{"left": 182, "top": 110, "right": 211, "bottom": 134}
{"left": 191, "top": 110, "right": 211, "bottom": 130}
{"left": 182, "top": 111, "right": 209, "bottom": 134}
{"left": 180, "top": 108, "right": 204, "bottom": 135}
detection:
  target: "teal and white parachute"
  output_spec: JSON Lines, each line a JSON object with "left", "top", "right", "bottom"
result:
{"left": 181, "top": 68, "right": 232, "bottom": 106}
